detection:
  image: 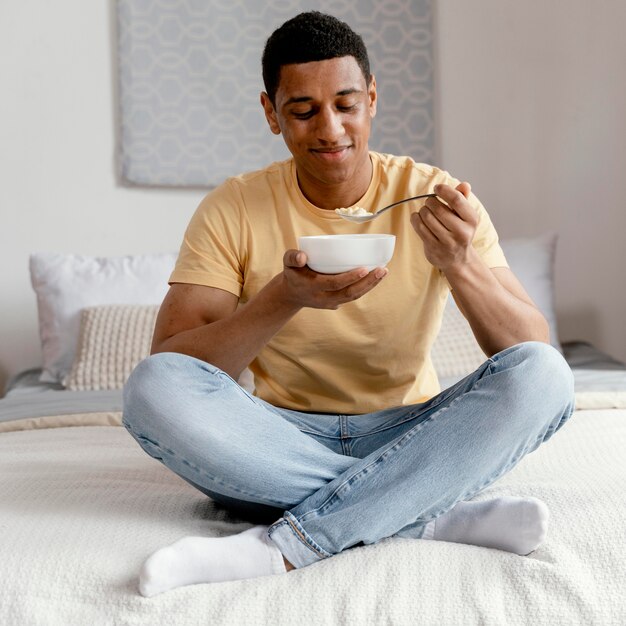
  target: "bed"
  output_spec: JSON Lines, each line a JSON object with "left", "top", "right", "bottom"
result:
{"left": 1, "top": 239, "right": 625, "bottom": 625}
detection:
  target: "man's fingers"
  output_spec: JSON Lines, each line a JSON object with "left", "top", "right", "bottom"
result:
{"left": 433, "top": 183, "right": 476, "bottom": 223}
{"left": 332, "top": 268, "right": 388, "bottom": 302}
{"left": 456, "top": 181, "right": 471, "bottom": 198}
{"left": 321, "top": 266, "right": 387, "bottom": 298}
{"left": 421, "top": 199, "right": 454, "bottom": 235}
{"left": 411, "top": 211, "right": 441, "bottom": 245}
{"left": 432, "top": 183, "right": 464, "bottom": 209}
{"left": 321, "top": 266, "right": 370, "bottom": 291}
{"left": 283, "top": 249, "right": 307, "bottom": 268}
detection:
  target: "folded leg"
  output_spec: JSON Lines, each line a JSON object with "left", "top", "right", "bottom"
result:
{"left": 268, "top": 342, "right": 574, "bottom": 567}
{"left": 123, "top": 353, "right": 357, "bottom": 513}
{"left": 123, "top": 343, "right": 574, "bottom": 582}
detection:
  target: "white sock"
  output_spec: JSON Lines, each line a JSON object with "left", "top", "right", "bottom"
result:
{"left": 421, "top": 496, "right": 550, "bottom": 556}
{"left": 138, "top": 525, "right": 286, "bottom": 597}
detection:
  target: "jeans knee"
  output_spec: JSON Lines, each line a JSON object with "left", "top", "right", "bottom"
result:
{"left": 123, "top": 353, "right": 169, "bottom": 431}
{"left": 122, "top": 352, "right": 214, "bottom": 433}
{"left": 497, "top": 341, "right": 575, "bottom": 417}
{"left": 523, "top": 342, "right": 573, "bottom": 397}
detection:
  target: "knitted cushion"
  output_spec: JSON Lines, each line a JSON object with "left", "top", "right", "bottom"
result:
{"left": 431, "top": 299, "right": 486, "bottom": 379}
{"left": 65, "top": 305, "right": 159, "bottom": 390}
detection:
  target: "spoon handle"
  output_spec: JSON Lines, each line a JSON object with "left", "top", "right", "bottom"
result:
{"left": 378, "top": 193, "right": 437, "bottom": 215}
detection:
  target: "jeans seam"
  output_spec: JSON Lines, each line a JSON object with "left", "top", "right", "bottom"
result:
{"left": 216, "top": 370, "right": 271, "bottom": 410}
{"left": 296, "top": 429, "right": 342, "bottom": 440}
{"left": 347, "top": 410, "right": 430, "bottom": 439}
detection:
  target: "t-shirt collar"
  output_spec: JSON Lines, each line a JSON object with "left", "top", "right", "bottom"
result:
{"left": 289, "top": 152, "right": 381, "bottom": 220}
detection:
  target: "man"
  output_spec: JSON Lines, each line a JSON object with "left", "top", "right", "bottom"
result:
{"left": 123, "top": 11, "right": 574, "bottom": 597}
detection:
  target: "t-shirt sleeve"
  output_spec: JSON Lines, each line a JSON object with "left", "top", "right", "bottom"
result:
{"left": 169, "top": 180, "right": 247, "bottom": 297}
{"left": 470, "top": 194, "right": 508, "bottom": 269}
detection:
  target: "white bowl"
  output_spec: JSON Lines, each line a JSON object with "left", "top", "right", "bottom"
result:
{"left": 298, "top": 234, "right": 396, "bottom": 274}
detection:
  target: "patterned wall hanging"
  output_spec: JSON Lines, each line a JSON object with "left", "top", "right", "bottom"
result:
{"left": 116, "top": 0, "right": 434, "bottom": 187}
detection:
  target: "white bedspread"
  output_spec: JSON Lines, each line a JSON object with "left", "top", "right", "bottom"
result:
{"left": 0, "top": 410, "right": 624, "bottom": 625}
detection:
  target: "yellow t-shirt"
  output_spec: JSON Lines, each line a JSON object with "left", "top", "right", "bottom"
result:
{"left": 170, "top": 152, "right": 508, "bottom": 414}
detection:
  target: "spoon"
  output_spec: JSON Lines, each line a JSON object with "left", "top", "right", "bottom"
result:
{"left": 335, "top": 193, "right": 438, "bottom": 223}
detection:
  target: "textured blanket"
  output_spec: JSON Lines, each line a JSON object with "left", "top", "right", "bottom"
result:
{"left": 0, "top": 410, "right": 624, "bottom": 625}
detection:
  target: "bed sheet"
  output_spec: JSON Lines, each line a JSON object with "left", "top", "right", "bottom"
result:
{"left": 0, "top": 367, "right": 122, "bottom": 432}
{"left": 0, "top": 409, "right": 624, "bottom": 625}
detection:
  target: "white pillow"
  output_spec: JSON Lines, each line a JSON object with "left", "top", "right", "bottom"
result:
{"left": 501, "top": 233, "right": 561, "bottom": 352}
{"left": 432, "top": 233, "right": 561, "bottom": 380}
{"left": 30, "top": 252, "right": 176, "bottom": 384}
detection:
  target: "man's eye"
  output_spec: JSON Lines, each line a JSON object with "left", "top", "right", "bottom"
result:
{"left": 338, "top": 104, "right": 357, "bottom": 112}
{"left": 293, "top": 111, "right": 314, "bottom": 120}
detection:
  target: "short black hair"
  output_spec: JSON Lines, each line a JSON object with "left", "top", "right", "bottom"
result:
{"left": 262, "top": 11, "right": 371, "bottom": 105}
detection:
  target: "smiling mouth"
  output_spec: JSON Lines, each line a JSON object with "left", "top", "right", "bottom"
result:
{"left": 311, "top": 146, "right": 351, "bottom": 155}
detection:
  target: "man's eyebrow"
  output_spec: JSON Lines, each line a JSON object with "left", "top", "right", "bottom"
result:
{"left": 283, "top": 96, "right": 314, "bottom": 107}
{"left": 337, "top": 88, "right": 362, "bottom": 96}
{"left": 282, "top": 88, "right": 363, "bottom": 108}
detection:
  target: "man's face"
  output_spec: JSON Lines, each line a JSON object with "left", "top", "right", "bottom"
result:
{"left": 261, "top": 56, "right": 377, "bottom": 189}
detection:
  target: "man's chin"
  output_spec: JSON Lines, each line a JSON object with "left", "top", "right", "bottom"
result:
{"left": 310, "top": 167, "right": 355, "bottom": 187}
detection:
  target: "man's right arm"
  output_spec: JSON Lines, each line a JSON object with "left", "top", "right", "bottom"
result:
{"left": 151, "top": 249, "right": 388, "bottom": 381}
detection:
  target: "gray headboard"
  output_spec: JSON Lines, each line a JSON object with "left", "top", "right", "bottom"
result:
{"left": 116, "top": 0, "right": 434, "bottom": 187}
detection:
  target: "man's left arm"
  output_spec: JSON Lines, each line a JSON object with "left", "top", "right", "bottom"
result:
{"left": 410, "top": 182, "right": 549, "bottom": 357}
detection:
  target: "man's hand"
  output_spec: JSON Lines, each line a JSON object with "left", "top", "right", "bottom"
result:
{"left": 278, "top": 249, "right": 388, "bottom": 310}
{"left": 410, "top": 182, "right": 479, "bottom": 271}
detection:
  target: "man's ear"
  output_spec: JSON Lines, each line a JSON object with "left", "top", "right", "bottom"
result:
{"left": 260, "top": 92, "right": 281, "bottom": 135}
{"left": 368, "top": 74, "right": 377, "bottom": 119}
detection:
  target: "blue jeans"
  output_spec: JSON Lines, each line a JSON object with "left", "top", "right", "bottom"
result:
{"left": 122, "top": 342, "right": 574, "bottom": 568}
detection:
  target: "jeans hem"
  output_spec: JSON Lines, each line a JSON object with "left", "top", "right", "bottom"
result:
{"left": 268, "top": 511, "right": 333, "bottom": 568}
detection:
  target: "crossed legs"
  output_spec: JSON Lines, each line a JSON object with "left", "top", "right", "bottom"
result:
{"left": 123, "top": 342, "right": 574, "bottom": 595}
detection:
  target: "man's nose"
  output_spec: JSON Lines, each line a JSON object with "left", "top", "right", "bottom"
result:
{"left": 315, "top": 107, "right": 343, "bottom": 143}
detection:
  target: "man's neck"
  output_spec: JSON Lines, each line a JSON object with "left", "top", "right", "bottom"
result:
{"left": 296, "top": 155, "right": 373, "bottom": 211}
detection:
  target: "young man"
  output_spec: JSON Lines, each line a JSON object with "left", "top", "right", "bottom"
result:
{"left": 123, "top": 11, "right": 574, "bottom": 597}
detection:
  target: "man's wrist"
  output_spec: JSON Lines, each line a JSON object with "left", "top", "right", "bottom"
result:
{"left": 440, "top": 247, "right": 483, "bottom": 285}
{"left": 265, "top": 273, "right": 303, "bottom": 317}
